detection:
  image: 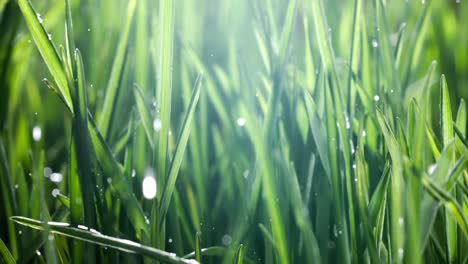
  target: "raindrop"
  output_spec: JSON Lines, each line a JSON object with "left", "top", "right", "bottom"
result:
{"left": 371, "top": 39, "right": 379, "bottom": 48}
{"left": 243, "top": 170, "right": 249, "bottom": 179}
{"left": 32, "top": 126, "right": 42, "bottom": 141}
{"left": 87, "top": 28, "right": 91, "bottom": 32}
{"left": 361, "top": 130, "right": 367, "bottom": 137}
{"left": 168, "top": 238, "right": 173, "bottom": 243}
{"left": 50, "top": 173, "right": 63, "bottom": 183}
{"left": 237, "top": 117, "right": 246, "bottom": 126}
{"left": 153, "top": 119, "right": 162, "bottom": 131}
{"left": 352, "top": 164, "right": 356, "bottom": 169}
{"left": 51, "top": 188, "right": 60, "bottom": 197}
{"left": 354, "top": 177, "right": 358, "bottom": 182}
{"left": 398, "top": 217, "right": 404, "bottom": 225}
{"left": 222, "top": 234, "right": 232, "bottom": 246}
{"left": 142, "top": 168, "right": 157, "bottom": 199}
{"left": 47, "top": 34, "right": 52, "bottom": 40}
{"left": 107, "top": 178, "right": 112, "bottom": 184}
{"left": 131, "top": 169, "right": 136, "bottom": 178}
{"left": 44, "top": 167, "right": 52, "bottom": 177}
{"left": 427, "top": 163, "right": 437, "bottom": 175}
{"left": 168, "top": 130, "right": 172, "bottom": 136}
{"left": 18, "top": 230, "right": 22, "bottom": 235}
{"left": 373, "top": 95, "right": 380, "bottom": 102}
{"left": 36, "top": 13, "right": 43, "bottom": 24}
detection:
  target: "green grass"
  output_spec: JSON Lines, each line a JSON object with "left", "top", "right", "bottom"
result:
{"left": 1, "top": 0, "right": 468, "bottom": 263}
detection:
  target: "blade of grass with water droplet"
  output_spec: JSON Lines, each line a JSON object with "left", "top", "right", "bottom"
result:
{"left": 377, "top": 109, "right": 404, "bottom": 263}
{"left": 10, "top": 216, "right": 198, "bottom": 264}
{"left": 17, "top": 0, "right": 73, "bottom": 112}
{"left": 87, "top": 115, "right": 149, "bottom": 239}
{"left": 157, "top": 74, "right": 201, "bottom": 232}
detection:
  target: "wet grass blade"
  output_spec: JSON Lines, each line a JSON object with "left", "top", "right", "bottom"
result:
{"left": 10, "top": 216, "right": 198, "bottom": 264}
{"left": 195, "top": 232, "right": 201, "bottom": 263}
{"left": 234, "top": 244, "right": 243, "bottom": 264}
{"left": 17, "top": 0, "right": 73, "bottom": 112}
{"left": 157, "top": 74, "right": 202, "bottom": 230}
{"left": 0, "top": 238, "right": 15, "bottom": 264}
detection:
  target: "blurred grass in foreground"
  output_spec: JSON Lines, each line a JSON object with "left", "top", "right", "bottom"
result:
{"left": 1, "top": 0, "right": 468, "bottom": 263}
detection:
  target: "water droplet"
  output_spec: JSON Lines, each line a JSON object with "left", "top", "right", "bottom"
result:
{"left": 153, "top": 119, "right": 162, "bottom": 131}
{"left": 354, "top": 177, "right": 358, "bottom": 182}
{"left": 51, "top": 188, "right": 60, "bottom": 197}
{"left": 237, "top": 117, "right": 246, "bottom": 127}
{"left": 50, "top": 173, "right": 63, "bottom": 183}
{"left": 87, "top": 28, "right": 91, "bottom": 32}
{"left": 32, "top": 126, "right": 42, "bottom": 141}
{"left": 14, "top": 184, "right": 18, "bottom": 189}
{"left": 371, "top": 39, "right": 379, "bottom": 48}
{"left": 47, "top": 34, "right": 52, "bottom": 40}
{"left": 222, "top": 234, "right": 232, "bottom": 246}
{"left": 18, "top": 230, "right": 22, "bottom": 235}
{"left": 421, "top": 0, "right": 425, "bottom": 4}
{"left": 168, "top": 130, "right": 172, "bottom": 136}
{"left": 44, "top": 167, "right": 52, "bottom": 178}
{"left": 243, "top": 170, "right": 249, "bottom": 179}
{"left": 107, "top": 178, "right": 112, "bottom": 184}
{"left": 427, "top": 163, "right": 437, "bottom": 175}
{"left": 142, "top": 168, "right": 157, "bottom": 199}
{"left": 361, "top": 130, "right": 367, "bottom": 137}
{"left": 373, "top": 95, "right": 380, "bottom": 101}
{"left": 131, "top": 169, "right": 136, "bottom": 178}
{"left": 398, "top": 217, "right": 404, "bottom": 225}
{"left": 398, "top": 247, "right": 404, "bottom": 258}
{"left": 168, "top": 238, "right": 173, "bottom": 243}
{"left": 352, "top": 164, "right": 356, "bottom": 169}
{"left": 48, "top": 234, "right": 54, "bottom": 241}
{"left": 77, "top": 225, "right": 88, "bottom": 230}
{"left": 36, "top": 13, "right": 43, "bottom": 24}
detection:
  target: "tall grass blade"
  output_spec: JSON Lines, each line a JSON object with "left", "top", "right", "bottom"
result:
{"left": 0, "top": 238, "right": 15, "bottom": 264}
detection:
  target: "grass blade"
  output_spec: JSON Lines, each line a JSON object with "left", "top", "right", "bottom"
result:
{"left": 17, "top": 0, "right": 73, "bottom": 112}
{"left": 133, "top": 84, "right": 154, "bottom": 148}
{"left": 10, "top": 216, "right": 198, "bottom": 264}
{"left": 157, "top": 74, "right": 202, "bottom": 230}
{"left": 0, "top": 238, "right": 15, "bottom": 264}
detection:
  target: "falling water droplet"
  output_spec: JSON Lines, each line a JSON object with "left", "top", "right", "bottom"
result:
{"left": 142, "top": 168, "right": 157, "bottom": 199}
{"left": 237, "top": 117, "right": 246, "bottom": 127}
{"left": 32, "top": 126, "right": 42, "bottom": 141}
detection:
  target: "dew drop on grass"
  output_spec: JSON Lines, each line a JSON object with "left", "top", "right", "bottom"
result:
{"left": 361, "top": 130, "right": 367, "bottom": 137}
{"left": 18, "top": 230, "right": 22, "bottom": 235}
{"left": 398, "top": 248, "right": 404, "bottom": 258}
{"left": 153, "top": 119, "right": 162, "bottom": 131}
{"left": 142, "top": 168, "right": 157, "bottom": 199}
{"left": 36, "top": 13, "right": 43, "bottom": 24}
{"left": 243, "top": 170, "right": 249, "bottom": 179}
{"left": 398, "top": 217, "right": 404, "bottom": 225}
{"left": 14, "top": 184, "right": 18, "bottom": 189}
{"left": 44, "top": 167, "right": 52, "bottom": 178}
{"left": 51, "top": 188, "right": 60, "bottom": 197}
{"left": 352, "top": 164, "right": 356, "bottom": 169}
{"left": 107, "top": 178, "right": 112, "bottom": 184}
{"left": 373, "top": 95, "right": 380, "bottom": 101}
{"left": 237, "top": 117, "right": 246, "bottom": 126}
{"left": 32, "top": 126, "right": 42, "bottom": 141}
{"left": 371, "top": 39, "right": 379, "bottom": 48}
{"left": 131, "top": 169, "right": 136, "bottom": 178}
{"left": 87, "top": 28, "right": 91, "bottom": 32}
{"left": 48, "top": 234, "right": 54, "bottom": 241}
{"left": 168, "top": 238, "right": 173, "bottom": 243}
{"left": 47, "top": 34, "right": 52, "bottom": 40}
{"left": 77, "top": 225, "right": 88, "bottom": 230}
{"left": 50, "top": 172, "right": 63, "bottom": 183}
{"left": 427, "top": 163, "right": 437, "bottom": 175}
{"left": 222, "top": 234, "right": 232, "bottom": 246}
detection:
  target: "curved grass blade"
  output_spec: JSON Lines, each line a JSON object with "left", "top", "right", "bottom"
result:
{"left": 17, "top": 0, "right": 73, "bottom": 112}
{"left": 10, "top": 216, "right": 198, "bottom": 264}
{"left": 157, "top": 74, "right": 202, "bottom": 230}
{"left": 87, "top": 114, "right": 149, "bottom": 239}
{"left": 182, "top": 247, "right": 225, "bottom": 259}
{"left": 0, "top": 238, "right": 15, "bottom": 264}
